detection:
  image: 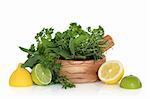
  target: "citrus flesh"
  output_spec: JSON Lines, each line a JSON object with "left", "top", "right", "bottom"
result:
{"left": 31, "top": 64, "right": 52, "bottom": 86}
{"left": 98, "top": 60, "right": 124, "bottom": 84}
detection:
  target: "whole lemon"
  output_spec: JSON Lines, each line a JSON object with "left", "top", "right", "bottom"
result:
{"left": 9, "top": 63, "right": 33, "bottom": 87}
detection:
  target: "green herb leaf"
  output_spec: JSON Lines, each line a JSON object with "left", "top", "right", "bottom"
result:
{"left": 22, "top": 54, "right": 41, "bottom": 68}
{"left": 50, "top": 48, "right": 71, "bottom": 59}
{"left": 69, "top": 38, "right": 75, "bottom": 56}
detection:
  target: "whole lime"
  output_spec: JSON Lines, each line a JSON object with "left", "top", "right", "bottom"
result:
{"left": 120, "top": 75, "right": 142, "bottom": 89}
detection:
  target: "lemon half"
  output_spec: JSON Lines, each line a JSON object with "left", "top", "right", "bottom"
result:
{"left": 98, "top": 60, "right": 124, "bottom": 84}
{"left": 9, "top": 63, "right": 33, "bottom": 87}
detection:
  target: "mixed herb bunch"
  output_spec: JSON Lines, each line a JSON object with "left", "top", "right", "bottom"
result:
{"left": 19, "top": 23, "right": 108, "bottom": 89}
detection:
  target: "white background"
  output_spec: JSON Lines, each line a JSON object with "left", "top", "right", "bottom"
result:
{"left": 0, "top": 0, "right": 150, "bottom": 98}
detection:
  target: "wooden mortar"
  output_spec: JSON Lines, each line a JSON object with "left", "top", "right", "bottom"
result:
{"left": 59, "top": 35, "right": 114, "bottom": 83}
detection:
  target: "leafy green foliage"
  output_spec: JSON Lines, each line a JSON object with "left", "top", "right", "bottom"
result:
{"left": 19, "top": 22, "right": 108, "bottom": 89}
{"left": 51, "top": 23, "right": 107, "bottom": 60}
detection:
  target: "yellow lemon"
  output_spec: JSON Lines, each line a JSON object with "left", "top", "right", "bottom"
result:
{"left": 9, "top": 63, "right": 33, "bottom": 87}
{"left": 98, "top": 60, "right": 124, "bottom": 84}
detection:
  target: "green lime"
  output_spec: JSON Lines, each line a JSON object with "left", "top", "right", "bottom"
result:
{"left": 31, "top": 64, "right": 52, "bottom": 86}
{"left": 120, "top": 75, "right": 142, "bottom": 89}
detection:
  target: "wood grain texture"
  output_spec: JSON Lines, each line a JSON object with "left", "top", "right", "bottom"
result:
{"left": 59, "top": 57, "right": 106, "bottom": 83}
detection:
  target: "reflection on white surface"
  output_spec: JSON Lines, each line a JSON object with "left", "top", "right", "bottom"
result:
{"left": 7, "top": 82, "right": 143, "bottom": 97}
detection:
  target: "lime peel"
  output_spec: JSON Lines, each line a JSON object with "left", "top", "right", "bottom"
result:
{"left": 120, "top": 75, "right": 142, "bottom": 89}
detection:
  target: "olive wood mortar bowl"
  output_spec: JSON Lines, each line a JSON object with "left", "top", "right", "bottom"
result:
{"left": 58, "top": 35, "right": 114, "bottom": 83}
{"left": 58, "top": 57, "right": 106, "bottom": 83}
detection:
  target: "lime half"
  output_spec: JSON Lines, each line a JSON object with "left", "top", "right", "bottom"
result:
{"left": 120, "top": 75, "right": 142, "bottom": 89}
{"left": 31, "top": 64, "right": 52, "bottom": 86}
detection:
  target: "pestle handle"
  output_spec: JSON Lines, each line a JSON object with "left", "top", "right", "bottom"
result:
{"left": 101, "top": 35, "right": 114, "bottom": 52}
